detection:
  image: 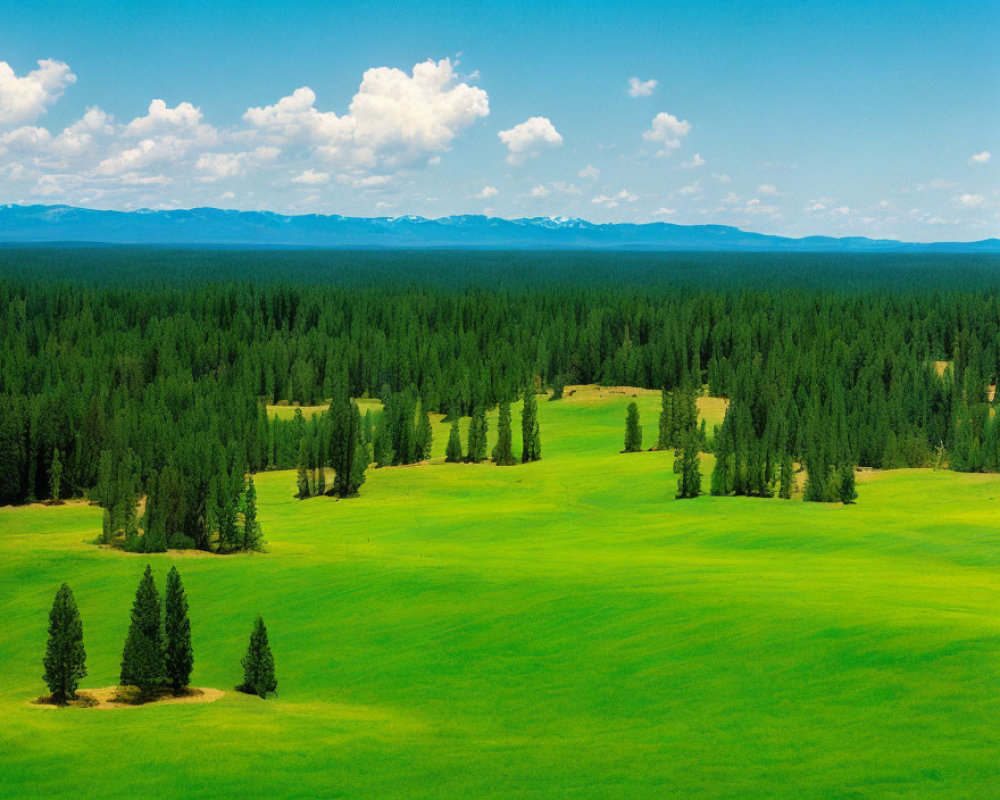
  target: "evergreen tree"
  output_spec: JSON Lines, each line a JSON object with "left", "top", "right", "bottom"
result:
{"left": 164, "top": 567, "right": 193, "bottom": 694}
{"left": 445, "top": 417, "right": 463, "bottom": 462}
{"left": 296, "top": 440, "right": 311, "bottom": 498}
{"left": 521, "top": 386, "right": 541, "bottom": 462}
{"left": 839, "top": 465, "right": 858, "bottom": 504}
{"left": 239, "top": 615, "right": 277, "bottom": 698}
{"left": 657, "top": 388, "right": 673, "bottom": 450}
{"left": 466, "top": 406, "right": 488, "bottom": 463}
{"left": 624, "top": 402, "right": 642, "bottom": 452}
{"left": 42, "top": 583, "right": 86, "bottom": 703}
{"left": 778, "top": 453, "right": 795, "bottom": 499}
{"left": 710, "top": 424, "right": 733, "bottom": 496}
{"left": 242, "top": 475, "right": 263, "bottom": 551}
{"left": 345, "top": 402, "right": 369, "bottom": 496}
{"left": 549, "top": 375, "right": 565, "bottom": 401}
{"left": 49, "top": 447, "right": 62, "bottom": 503}
{"left": 120, "top": 565, "right": 165, "bottom": 698}
{"left": 675, "top": 433, "right": 702, "bottom": 499}
{"left": 414, "top": 399, "right": 433, "bottom": 461}
{"left": 493, "top": 401, "right": 516, "bottom": 465}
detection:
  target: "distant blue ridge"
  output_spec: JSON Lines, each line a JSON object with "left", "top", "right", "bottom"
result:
{"left": 0, "top": 204, "right": 997, "bottom": 253}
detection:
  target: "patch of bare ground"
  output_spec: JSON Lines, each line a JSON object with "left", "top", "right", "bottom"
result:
{"left": 31, "top": 686, "right": 223, "bottom": 709}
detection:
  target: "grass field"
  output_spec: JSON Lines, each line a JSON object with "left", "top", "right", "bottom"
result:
{"left": 1, "top": 387, "right": 998, "bottom": 798}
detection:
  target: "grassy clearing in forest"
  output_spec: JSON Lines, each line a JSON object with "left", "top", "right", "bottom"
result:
{"left": 1, "top": 387, "right": 998, "bottom": 798}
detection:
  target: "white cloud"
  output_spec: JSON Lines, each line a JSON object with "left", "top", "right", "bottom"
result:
{"left": 958, "top": 193, "right": 987, "bottom": 208}
{"left": 591, "top": 189, "right": 637, "bottom": 208}
{"left": 245, "top": 58, "right": 489, "bottom": 170}
{"left": 651, "top": 207, "right": 676, "bottom": 217}
{"left": 642, "top": 112, "right": 691, "bottom": 156}
{"left": 578, "top": 164, "right": 600, "bottom": 179}
{"left": 757, "top": 184, "right": 779, "bottom": 195}
{"left": 969, "top": 150, "right": 991, "bottom": 165}
{"left": 711, "top": 173, "right": 731, "bottom": 184}
{"left": 673, "top": 180, "right": 701, "bottom": 197}
{"left": 681, "top": 153, "right": 705, "bottom": 169}
{"left": 527, "top": 181, "right": 578, "bottom": 199}
{"left": 291, "top": 168, "right": 330, "bottom": 185}
{"left": 498, "top": 116, "right": 562, "bottom": 165}
{"left": 195, "top": 147, "right": 279, "bottom": 181}
{"left": 0, "top": 59, "right": 76, "bottom": 126}
{"left": 478, "top": 185, "right": 498, "bottom": 198}
{"left": 124, "top": 99, "right": 205, "bottom": 136}
{"left": 627, "top": 77, "right": 658, "bottom": 98}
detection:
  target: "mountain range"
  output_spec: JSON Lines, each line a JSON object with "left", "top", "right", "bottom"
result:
{"left": 1, "top": 204, "right": 997, "bottom": 253}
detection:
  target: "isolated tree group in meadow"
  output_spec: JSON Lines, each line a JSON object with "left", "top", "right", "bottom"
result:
{"left": 42, "top": 566, "right": 278, "bottom": 704}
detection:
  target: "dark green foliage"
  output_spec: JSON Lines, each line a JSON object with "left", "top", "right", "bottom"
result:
{"left": 42, "top": 583, "right": 86, "bottom": 703}
{"left": 549, "top": 375, "right": 565, "bottom": 401}
{"left": 839, "top": 466, "right": 858, "bottom": 504}
{"left": 414, "top": 398, "right": 433, "bottom": 462}
{"left": 624, "top": 402, "right": 642, "bottom": 452}
{"left": 710, "top": 419, "right": 734, "bottom": 496}
{"left": 49, "top": 447, "right": 62, "bottom": 502}
{"left": 675, "top": 433, "right": 702, "bottom": 499}
{"left": 445, "top": 418, "right": 463, "bottom": 463}
{"left": 2, "top": 248, "right": 1000, "bottom": 522}
{"left": 242, "top": 475, "right": 263, "bottom": 551}
{"left": 779, "top": 453, "right": 795, "bottom": 499}
{"left": 120, "top": 565, "right": 164, "bottom": 697}
{"left": 466, "top": 406, "right": 488, "bottom": 463}
{"left": 296, "top": 441, "right": 311, "bottom": 499}
{"left": 164, "top": 567, "right": 193, "bottom": 693}
{"left": 492, "top": 401, "right": 515, "bottom": 466}
{"left": 521, "top": 386, "right": 541, "bottom": 462}
{"left": 328, "top": 391, "right": 367, "bottom": 497}
{"left": 239, "top": 616, "right": 277, "bottom": 698}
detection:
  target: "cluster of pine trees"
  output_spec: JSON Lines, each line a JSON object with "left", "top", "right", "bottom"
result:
{"left": 3, "top": 249, "right": 1000, "bottom": 526}
{"left": 42, "top": 567, "right": 277, "bottom": 704}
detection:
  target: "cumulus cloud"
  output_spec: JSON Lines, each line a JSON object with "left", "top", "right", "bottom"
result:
{"left": 0, "top": 59, "right": 76, "bottom": 126}
{"left": 478, "top": 185, "right": 498, "bottom": 198}
{"left": 591, "top": 189, "right": 637, "bottom": 209}
{"left": 651, "top": 207, "right": 676, "bottom": 217}
{"left": 578, "top": 164, "right": 599, "bottom": 179}
{"left": 711, "top": 173, "right": 731, "bottom": 184}
{"left": 196, "top": 147, "right": 279, "bottom": 181}
{"left": 627, "top": 77, "right": 658, "bottom": 98}
{"left": 756, "top": 184, "right": 779, "bottom": 195}
{"left": 245, "top": 58, "right": 488, "bottom": 170}
{"left": 498, "top": 116, "right": 562, "bottom": 165}
{"left": 642, "top": 112, "right": 691, "bottom": 156}
{"left": 969, "top": 150, "right": 991, "bottom": 165}
{"left": 528, "top": 181, "right": 578, "bottom": 198}
{"left": 681, "top": 153, "right": 705, "bottom": 169}
{"left": 957, "top": 193, "right": 987, "bottom": 208}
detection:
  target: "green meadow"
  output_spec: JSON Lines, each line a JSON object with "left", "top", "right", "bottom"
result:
{"left": 1, "top": 387, "right": 998, "bottom": 798}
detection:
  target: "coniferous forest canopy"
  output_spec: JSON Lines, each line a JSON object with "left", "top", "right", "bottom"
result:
{"left": 3, "top": 246, "right": 1000, "bottom": 545}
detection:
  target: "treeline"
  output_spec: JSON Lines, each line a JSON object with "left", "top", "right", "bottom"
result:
{"left": 2, "top": 250, "right": 1000, "bottom": 525}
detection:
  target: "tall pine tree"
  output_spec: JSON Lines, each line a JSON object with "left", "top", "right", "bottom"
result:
{"left": 445, "top": 417, "right": 463, "bottom": 462}
{"left": 42, "top": 583, "right": 86, "bottom": 703}
{"left": 624, "top": 402, "right": 642, "bottom": 452}
{"left": 120, "top": 565, "right": 165, "bottom": 698}
{"left": 493, "top": 401, "right": 516, "bottom": 466}
{"left": 239, "top": 615, "right": 277, "bottom": 698}
{"left": 521, "top": 386, "right": 541, "bottom": 462}
{"left": 164, "top": 567, "right": 193, "bottom": 694}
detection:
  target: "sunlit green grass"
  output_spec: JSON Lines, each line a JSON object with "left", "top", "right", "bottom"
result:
{"left": 1, "top": 387, "right": 998, "bottom": 798}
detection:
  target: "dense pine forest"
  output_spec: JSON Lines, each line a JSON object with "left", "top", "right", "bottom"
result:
{"left": 2, "top": 247, "right": 1000, "bottom": 548}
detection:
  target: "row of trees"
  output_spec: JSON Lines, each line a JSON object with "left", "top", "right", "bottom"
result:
{"left": 623, "top": 393, "right": 857, "bottom": 504}
{"left": 42, "top": 568, "right": 277, "bottom": 704}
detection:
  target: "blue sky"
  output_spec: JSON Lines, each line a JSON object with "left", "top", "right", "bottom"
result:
{"left": 0, "top": 0, "right": 997, "bottom": 240}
